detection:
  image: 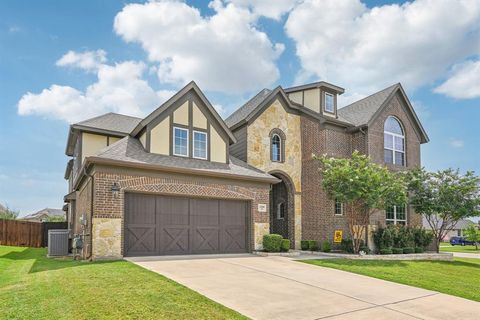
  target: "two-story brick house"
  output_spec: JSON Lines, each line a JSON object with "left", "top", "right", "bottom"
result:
{"left": 63, "top": 80, "right": 428, "bottom": 259}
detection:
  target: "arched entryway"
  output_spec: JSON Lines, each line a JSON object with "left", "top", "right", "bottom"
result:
{"left": 270, "top": 171, "right": 295, "bottom": 247}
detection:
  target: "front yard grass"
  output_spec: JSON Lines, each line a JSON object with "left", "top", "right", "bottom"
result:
{"left": 0, "top": 245, "right": 246, "bottom": 320}
{"left": 302, "top": 258, "right": 480, "bottom": 302}
{"left": 440, "top": 244, "right": 480, "bottom": 254}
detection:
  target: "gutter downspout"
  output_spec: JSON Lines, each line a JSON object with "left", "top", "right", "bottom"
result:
{"left": 82, "top": 165, "right": 94, "bottom": 261}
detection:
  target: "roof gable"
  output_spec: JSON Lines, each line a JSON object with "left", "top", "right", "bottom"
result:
{"left": 339, "top": 83, "right": 429, "bottom": 143}
{"left": 131, "top": 81, "right": 236, "bottom": 143}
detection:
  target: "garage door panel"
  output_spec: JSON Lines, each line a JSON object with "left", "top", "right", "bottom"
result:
{"left": 161, "top": 226, "right": 189, "bottom": 255}
{"left": 125, "top": 226, "right": 156, "bottom": 254}
{"left": 125, "top": 194, "right": 248, "bottom": 256}
{"left": 192, "top": 227, "right": 219, "bottom": 253}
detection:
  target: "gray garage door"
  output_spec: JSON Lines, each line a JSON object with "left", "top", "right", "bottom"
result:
{"left": 124, "top": 193, "right": 248, "bottom": 256}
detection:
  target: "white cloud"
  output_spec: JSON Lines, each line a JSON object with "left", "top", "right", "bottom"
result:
{"left": 285, "top": 0, "right": 480, "bottom": 96}
{"left": 18, "top": 53, "right": 175, "bottom": 123}
{"left": 114, "top": 0, "right": 284, "bottom": 94}
{"left": 434, "top": 59, "right": 480, "bottom": 99}
{"left": 226, "top": 0, "right": 300, "bottom": 20}
{"left": 56, "top": 49, "right": 107, "bottom": 72}
{"left": 8, "top": 26, "right": 20, "bottom": 33}
{"left": 449, "top": 138, "right": 465, "bottom": 148}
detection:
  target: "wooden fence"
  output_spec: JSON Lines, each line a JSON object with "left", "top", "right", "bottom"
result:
{"left": 0, "top": 219, "right": 67, "bottom": 248}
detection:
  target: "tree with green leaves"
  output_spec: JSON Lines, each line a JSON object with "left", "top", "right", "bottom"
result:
{"left": 406, "top": 168, "right": 480, "bottom": 252}
{"left": 464, "top": 224, "right": 480, "bottom": 250}
{"left": 316, "top": 151, "right": 407, "bottom": 254}
{"left": 0, "top": 204, "right": 19, "bottom": 220}
{"left": 43, "top": 215, "right": 66, "bottom": 223}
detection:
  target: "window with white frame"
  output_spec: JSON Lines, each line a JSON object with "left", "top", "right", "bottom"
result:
{"left": 271, "top": 134, "right": 281, "bottom": 162}
{"left": 384, "top": 116, "right": 405, "bottom": 166}
{"left": 193, "top": 130, "right": 207, "bottom": 159}
{"left": 386, "top": 205, "right": 406, "bottom": 225}
{"left": 173, "top": 127, "right": 188, "bottom": 157}
{"left": 325, "top": 92, "right": 334, "bottom": 113}
{"left": 334, "top": 199, "right": 344, "bottom": 216}
{"left": 277, "top": 202, "right": 285, "bottom": 219}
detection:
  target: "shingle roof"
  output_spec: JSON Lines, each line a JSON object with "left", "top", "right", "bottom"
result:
{"left": 74, "top": 112, "right": 142, "bottom": 134}
{"left": 92, "top": 136, "right": 278, "bottom": 183}
{"left": 225, "top": 88, "right": 272, "bottom": 128}
{"left": 423, "top": 216, "right": 476, "bottom": 230}
{"left": 337, "top": 83, "right": 399, "bottom": 127}
{"left": 23, "top": 208, "right": 65, "bottom": 219}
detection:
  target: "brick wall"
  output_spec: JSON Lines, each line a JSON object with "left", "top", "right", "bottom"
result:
{"left": 301, "top": 117, "right": 351, "bottom": 244}
{"left": 75, "top": 177, "right": 92, "bottom": 258}
{"left": 367, "top": 92, "right": 422, "bottom": 227}
{"left": 89, "top": 165, "right": 271, "bottom": 258}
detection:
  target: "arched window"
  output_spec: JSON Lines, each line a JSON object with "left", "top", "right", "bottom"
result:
{"left": 384, "top": 116, "right": 405, "bottom": 166}
{"left": 271, "top": 134, "right": 282, "bottom": 162}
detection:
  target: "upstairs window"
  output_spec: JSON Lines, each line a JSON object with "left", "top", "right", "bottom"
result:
{"left": 384, "top": 117, "right": 405, "bottom": 166}
{"left": 173, "top": 127, "right": 188, "bottom": 157}
{"left": 272, "top": 134, "right": 281, "bottom": 162}
{"left": 193, "top": 131, "right": 207, "bottom": 160}
{"left": 325, "top": 92, "right": 334, "bottom": 113}
{"left": 386, "top": 205, "right": 406, "bottom": 225}
{"left": 334, "top": 199, "right": 344, "bottom": 216}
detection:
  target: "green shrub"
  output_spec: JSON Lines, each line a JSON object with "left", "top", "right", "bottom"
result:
{"left": 414, "top": 247, "right": 424, "bottom": 253}
{"left": 280, "top": 239, "right": 291, "bottom": 252}
{"left": 373, "top": 226, "right": 394, "bottom": 250}
{"left": 308, "top": 240, "right": 319, "bottom": 251}
{"left": 341, "top": 239, "right": 354, "bottom": 253}
{"left": 403, "top": 247, "right": 415, "bottom": 254}
{"left": 379, "top": 248, "right": 392, "bottom": 255}
{"left": 412, "top": 227, "right": 434, "bottom": 249}
{"left": 263, "top": 234, "right": 283, "bottom": 252}
{"left": 359, "top": 245, "right": 370, "bottom": 254}
{"left": 301, "top": 240, "right": 310, "bottom": 251}
{"left": 392, "top": 247, "right": 404, "bottom": 254}
{"left": 321, "top": 241, "right": 331, "bottom": 252}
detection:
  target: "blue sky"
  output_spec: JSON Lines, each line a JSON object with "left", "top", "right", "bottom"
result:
{"left": 0, "top": 0, "right": 479, "bottom": 216}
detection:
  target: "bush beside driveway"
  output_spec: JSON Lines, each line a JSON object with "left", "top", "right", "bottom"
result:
{"left": 0, "top": 246, "right": 246, "bottom": 320}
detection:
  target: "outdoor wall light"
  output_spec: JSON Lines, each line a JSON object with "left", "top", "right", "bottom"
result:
{"left": 111, "top": 182, "right": 121, "bottom": 198}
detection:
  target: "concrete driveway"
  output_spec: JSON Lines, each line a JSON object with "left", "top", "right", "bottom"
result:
{"left": 127, "top": 255, "right": 480, "bottom": 319}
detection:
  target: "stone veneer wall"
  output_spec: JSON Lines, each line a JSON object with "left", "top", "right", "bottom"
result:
{"left": 90, "top": 166, "right": 270, "bottom": 259}
{"left": 246, "top": 98, "right": 303, "bottom": 248}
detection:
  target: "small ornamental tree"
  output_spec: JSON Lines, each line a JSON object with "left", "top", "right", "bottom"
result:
{"left": 316, "top": 151, "right": 407, "bottom": 254}
{"left": 406, "top": 168, "right": 480, "bottom": 252}
{"left": 464, "top": 224, "right": 480, "bottom": 250}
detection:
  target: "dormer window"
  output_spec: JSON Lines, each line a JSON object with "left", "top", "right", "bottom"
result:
{"left": 272, "top": 134, "right": 281, "bottom": 162}
{"left": 325, "top": 92, "right": 334, "bottom": 113}
{"left": 173, "top": 127, "right": 189, "bottom": 157}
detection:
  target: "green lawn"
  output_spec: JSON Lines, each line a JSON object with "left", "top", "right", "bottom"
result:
{"left": 302, "top": 258, "right": 480, "bottom": 302}
{"left": 0, "top": 246, "right": 246, "bottom": 320}
{"left": 440, "top": 244, "right": 480, "bottom": 254}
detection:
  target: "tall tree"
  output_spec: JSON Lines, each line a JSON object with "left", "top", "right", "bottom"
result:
{"left": 0, "top": 204, "right": 19, "bottom": 220}
{"left": 407, "top": 168, "right": 480, "bottom": 252}
{"left": 317, "top": 151, "right": 407, "bottom": 253}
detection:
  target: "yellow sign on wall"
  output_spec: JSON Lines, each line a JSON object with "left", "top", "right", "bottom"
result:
{"left": 334, "top": 230, "right": 343, "bottom": 243}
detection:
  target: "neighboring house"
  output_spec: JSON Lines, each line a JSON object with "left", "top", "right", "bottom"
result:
{"left": 63, "top": 80, "right": 429, "bottom": 259}
{"left": 423, "top": 217, "right": 476, "bottom": 240}
{"left": 22, "top": 208, "right": 65, "bottom": 222}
